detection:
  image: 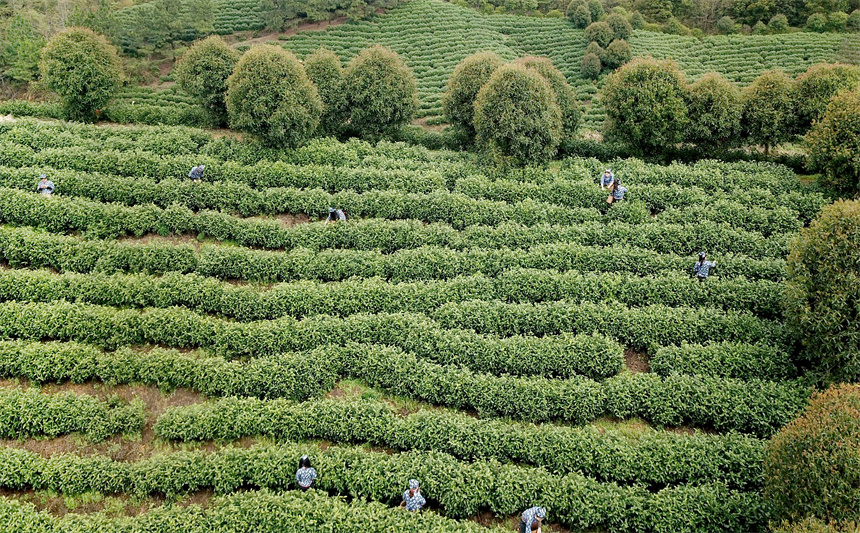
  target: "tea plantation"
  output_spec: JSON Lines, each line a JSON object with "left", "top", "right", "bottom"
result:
{"left": 0, "top": 115, "right": 832, "bottom": 531}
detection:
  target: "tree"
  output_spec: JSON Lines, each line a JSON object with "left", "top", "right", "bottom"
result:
{"left": 304, "top": 48, "right": 348, "bottom": 137}
{"left": 807, "top": 12, "right": 829, "bottom": 31}
{"left": 741, "top": 69, "right": 796, "bottom": 154}
{"left": 128, "top": 0, "right": 214, "bottom": 53}
{"left": 764, "top": 384, "right": 860, "bottom": 522}
{"left": 606, "top": 12, "right": 634, "bottom": 40}
{"left": 174, "top": 35, "right": 240, "bottom": 126}
{"left": 769, "top": 13, "right": 790, "bottom": 31}
{"left": 39, "top": 27, "right": 123, "bottom": 122}
{"left": 631, "top": 11, "right": 646, "bottom": 28}
{"left": 716, "top": 15, "right": 737, "bottom": 32}
{"left": 581, "top": 52, "right": 602, "bottom": 78}
{"left": 67, "top": 0, "right": 122, "bottom": 46}
{"left": 732, "top": 0, "right": 778, "bottom": 26}
{"left": 793, "top": 63, "right": 860, "bottom": 132}
{"left": 568, "top": 2, "right": 592, "bottom": 27}
{"left": 584, "top": 21, "right": 613, "bottom": 47}
{"left": 604, "top": 39, "right": 632, "bottom": 69}
{"left": 586, "top": 0, "right": 604, "bottom": 20}
{"left": 784, "top": 198, "right": 860, "bottom": 381}
{"left": 0, "top": 14, "right": 45, "bottom": 84}
{"left": 848, "top": 9, "right": 860, "bottom": 30}
{"left": 516, "top": 56, "right": 582, "bottom": 140}
{"left": 441, "top": 51, "right": 504, "bottom": 137}
{"left": 473, "top": 63, "right": 563, "bottom": 167}
{"left": 805, "top": 91, "right": 860, "bottom": 194}
{"left": 343, "top": 45, "right": 418, "bottom": 139}
{"left": 684, "top": 72, "right": 743, "bottom": 150}
{"left": 600, "top": 57, "right": 689, "bottom": 155}
{"left": 829, "top": 10, "right": 850, "bottom": 30}
{"left": 226, "top": 45, "right": 322, "bottom": 148}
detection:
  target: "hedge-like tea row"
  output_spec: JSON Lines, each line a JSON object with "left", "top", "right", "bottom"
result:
{"left": 650, "top": 342, "right": 796, "bottom": 381}
{"left": 155, "top": 397, "right": 766, "bottom": 489}
{"left": 0, "top": 267, "right": 784, "bottom": 323}
{"left": 0, "top": 388, "right": 144, "bottom": 442}
{"left": 431, "top": 300, "right": 786, "bottom": 350}
{"left": 0, "top": 490, "right": 505, "bottom": 533}
{"left": 0, "top": 300, "right": 623, "bottom": 380}
{"left": 0, "top": 225, "right": 788, "bottom": 283}
{"left": 0, "top": 341, "right": 336, "bottom": 401}
{"left": 0, "top": 444, "right": 770, "bottom": 532}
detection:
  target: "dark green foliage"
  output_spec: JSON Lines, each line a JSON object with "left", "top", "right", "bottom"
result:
{"left": 344, "top": 45, "right": 418, "bottom": 139}
{"left": 569, "top": 2, "right": 592, "bottom": 27}
{"left": 785, "top": 199, "right": 860, "bottom": 382}
{"left": 765, "top": 384, "right": 860, "bottom": 523}
{"left": 441, "top": 50, "right": 504, "bottom": 137}
{"left": 585, "top": 40, "right": 605, "bottom": 60}
{"left": 741, "top": 69, "right": 796, "bottom": 153}
{"left": 606, "top": 12, "right": 633, "bottom": 40}
{"left": 0, "top": 14, "right": 45, "bottom": 84}
{"left": 769, "top": 13, "right": 790, "bottom": 32}
{"left": 515, "top": 56, "right": 582, "bottom": 139}
{"left": 304, "top": 47, "right": 348, "bottom": 137}
{"left": 651, "top": 342, "right": 795, "bottom": 381}
{"left": 604, "top": 39, "right": 632, "bottom": 69}
{"left": 581, "top": 52, "right": 602, "bottom": 79}
{"left": 601, "top": 57, "right": 689, "bottom": 156}
{"left": 173, "top": 35, "right": 239, "bottom": 126}
{"left": 717, "top": 15, "right": 736, "bottom": 33}
{"left": 631, "top": 10, "right": 645, "bottom": 28}
{"left": 793, "top": 63, "right": 860, "bottom": 132}
{"left": 684, "top": 72, "right": 743, "bottom": 150}
{"left": 38, "top": 27, "right": 123, "bottom": 122}
{"left": 805, "top": 91, "right": 860, "bottom": 194}
{"left": 584, "top": 20, "right": 613, "bottom": 47}
{"left": 473, "top": 63, "right": 563, "bottom": 166}
{"left": 226, "top": 45, "right": 322, "bottom": 148}
{"left": 586, "top": 0, "right": 604, "bottom": 20}
{"left": 848, "top": 9, "right": 860, "bottom": 31}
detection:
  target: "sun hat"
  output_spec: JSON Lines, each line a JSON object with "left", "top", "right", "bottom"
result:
{"left": 409, "top": 479, "right": 419, "bottom": 489}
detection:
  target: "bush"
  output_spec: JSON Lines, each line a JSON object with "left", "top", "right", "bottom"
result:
{"left": 344, "top": 45, "right": 419, "bottom": 139}
{"left": 630, "top": 11, "right": 645, "bottom": 29}
{"left": 807, "top": 13, "right": 828, "bottom": 31}
{"left": 441, "top": 51, "right": 504, "bottom": 137}
{"left": 666, "top": 17, "right": 690, "bottom": 35}
{"left": 828, "top": 10, "right": 848, "bottom": 30}
{"left": 773, "top": 517, "right": 860, "bottom": 533}
{"left": 473, "top": 63, "right": 563, "bottom": 167}
{"left": 38, "top": 27, "right": 123, "bottom": 122}
{"left": 717, "top": 15, "right": 737, "bottom": 33}
{"left": 650, "top": 342, "right": 795, "bottom": 381}
{"left": 765, "top": 384, "right": 860, "bottom": 523}
{"left": 586, "top": 0, "right": 604, "bottom": 21}
{"left": 684, "top": 72, "right": 743, "bottom": 150}
{"left": 785, "top": 200, "right": 860, "bottom": 382}
{"left": 601, "top": 57, "right": 689, "bottom": 156}
{"left": 304, "top": 47, "right": 348, "bottom": 137}
{"left": 805, "top": 91, "right": 860, "bottom": 194}
{"left": 848, "top": 9, "right": 860, "bottom": 31}
{"left": 584, "top": 21, "right": 613, "bottom": 47}
{"left": 569, "top": 2, "right": 591, "bottom": 27}
{"left": 173, "top": 35, "right": 240, "bottom": 126}
{"left": 515, "top": 56, "right": 582, "bottom": 139}
{"left": 226, "top": 45, "right": 322, "bottom": 148}
{"left": 603, "top": 39, "right": 632, "bottom": 69}
{"left": 793, "top": 63, "right": 860, "bottom": 133}
{"left": 606, "top": 12, "right": 633, "bottom": 40}
{"left": 769, "top": 13, "right": 790, "bottom": 32}
{"left": 585, "top": 40, "right": 605, "bottom": 61}
{"left": 741, "top": 69, "right": 796, "bottom": 153}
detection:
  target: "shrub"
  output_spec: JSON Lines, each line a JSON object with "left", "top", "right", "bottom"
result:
{"left": 784, "top": 200, "right": 860, "bottom": 382}
{"left": 769, "top": 13, "right": 790, "bottom": 32}
{"left": 38, "top": 27, "right": 123, "bottom": 122}
{"left": 441, "top": 51, "right": 504, "bottom": 137}
{"left": 807, "top": 13, "right": 828, "bottom": 31}
{"left": 717, "top": 15, "right": 737, "bottom": 33}
{"left": 773, "top": 517, "right": 860, "bottom": 533}
{"left": 586, "top": 0, "right": 604, "bottom": 20}
{"left": 666, "top": 17, "right": 690, "bottom": 35}
{"left": 793, "top": 63, "right": 860, "bottom": 132}
{"left": 226, "top": 45, "right": 322, "bottom": 148}
{"left": 515, "top": 56, "right": 582, "bottom": 139}
{"left": 828, "top": 10, "right": 848, "bottom": 30}
{"left": 805, "top": 91, "right": 860, "bottom": 194}
{"left": 584, "top": 21, "right": 613, "bottom": 47}
{"left": 585, "top": 40, "right": 605, "bottom": 61}
{"left": 344, "top": 45, "right": 419, "bottom": 139}
{"left": 848, "top": 9, "right": 860, "bottom": 31}
{"left": 630, "top": 11, "right": 645, "bottom": 29}
{"left": 473, "top": 63, "right": 563, "bottom": 167}
{"left": 741, "top": 69, "right": 796, "bottom": 153}
{"left": 606, "top": 12, "right": 633, "bottom": 40}
{"left": 601, "top": 57, "right": 688, "bottom": 156}
{"left": 173, "top": 35, "right": 240, "bottom": 126}
{"left": 765, "top": 384, "right": 860, "bottom": 523}
{"left": 752, "top": 20, "right": 768, "bottom": 34}
{"left": 603, "top": 39, "right": 632, "bottom": 69}
{"left": 569, "top": 2, "right": 591, "bottom": 27}
{"left": 303, "top": 47, "right": 348, "bottom": 137}
{"left": 684, "top": 72, "right": 743, "bottom": 150}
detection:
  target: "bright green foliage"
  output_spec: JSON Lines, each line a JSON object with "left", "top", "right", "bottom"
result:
{"left": 808, "top": 12, "right": 829, "bottom": 31}
{"left": 785, "top": 199, "right": 860, "bottom": 381}
{"left": 684, "top": 72, "right": 743, "bottom": 150}
{"left": 601, "top": 57, "right": 689, "bottom": 156}
{"left": 769, "top": 13, "right": 790, "bottom": 32}
{"left": 773, "top": 517, "right": 860, "bottom": 533}
{"left": 606, "top": 12, "right": 633, "bottom": 40}
{"left": 304, "top": 47, "right": 348, "bottom": 137}
{"left": 765, "top": 384, "right": 860, "bottom": 522}
{"left": 441, "top": 50, "right": 504, "bottom": 137}
{"left": 793, "top": 63, "right": 860, "bottom": 132}
{"left": 38, "top": 27, "right": 123, "bottom": 122}
{"left": 741, "top": 69, "right": 796, "bottom": 152}
{"left": 0, "top": 14, "right": 45, "bottom": 84}
{"left": 226, "top": 45, "right": 322, "bottom": 148}
{"left": 473, "top": 63, "right": 563, "bottom": 167}
{"left": 805, "top": 91, "right": 860, "bottom": 194}
{"left": 126, "top": 0, "right": 215, "bottom": 52}
{"left": 568, "top": 2, "right": 592, "bottom": 27}
{"left": 604, "top": 39, "right": 632, "bottom": 69}
{"left": 515, "top": 56, "right": 582, "bottom": 139}
{"left": 173, "top": 35, "right": 239, "bottom": 126}
{"left": 584, "top": 20, "right": 613, "bottom": 47}
{"left": 344, "top": 45, "right": 419, "bottom": 139}
{"left": 828, "top": 10, "right": 849, "bottom": 30}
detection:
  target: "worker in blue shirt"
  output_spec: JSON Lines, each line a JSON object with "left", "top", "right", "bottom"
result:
{"left": 693, "top": 252, "right": 717, "bottom": 281}
{"left": 520, "top": 506, "right": 546, "bottom": 533}
{"left": 600, "top": 169, "right": 615, "bottom": 190}
{"left": 400, "top": 479, "right": 426, "bottom": 512}
{"left": 325, "top": 207, "right": 347, "bottom": 225}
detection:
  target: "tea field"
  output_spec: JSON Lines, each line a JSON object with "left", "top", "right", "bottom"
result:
{"left": 0, "top": 116, "right": 827, "bottom": 531}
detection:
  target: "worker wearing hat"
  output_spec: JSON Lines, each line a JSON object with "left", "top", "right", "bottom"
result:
{"left": 520, "top": 506, "right": 547, "bottom": 533}
{"left": 693, "top": 252, "right": 717, "bottom": 281}
{"left": 401, "top": 479, "right": 426, "bottom": 511}
{"left": 600, "top": 169, "right": 615, "bottom": 190}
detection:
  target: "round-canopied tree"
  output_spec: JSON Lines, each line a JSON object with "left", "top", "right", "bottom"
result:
{"left": 515, "top": 56, "right": 582, "bottom": 139}
{"left": 304, "top": 47, "right": 348, "bottom": 137}
{"left": 441, "top": 51, "right": 504, "bottom": 137}
{"left": 581, "top": 52, "right": 602, "bottom": 79}
{"left": 569, "top": 2, "right": 592, "bottom": 27}
{"left": 806, "top": 91, "right": 860, "bottom": 195}
{"left": 684, "top": 72, "right": 743, "bottom": 150}
{"left": 39, "top": 27, "right": 123, "bottom": 122}
{"left": 600, "top": 57, "right": 689, "bottom": 155}
{"left": 174, "top": 35, "right": 240, "bottom": 126}
{"left": 741, "top": 69, "right": 796, "bottom": 154}
{"left": 606, "top": 12, "right": 633, "bottom": 40}
{"left": 344, "top": 44, "right": 418, "bottom": 139}
{"left": 226, "top": 45, "right": 322, "bottom": 148}
{"left": 473, "top": 63, "right": 563, "bottom": 167}
{"left": 584, "top": 21, "right": 613, "bottom": 47}
{"left": 793, "top": 63, "right": 860, "bottom": 133}
{"left": 603, "top": 39, "right": 632, "bottom": 69}
{"left": 765, "top": 384, "right": 860, "bottom": 523}
{"left": 785, "top": 199, "right": 860, "bottom": 382}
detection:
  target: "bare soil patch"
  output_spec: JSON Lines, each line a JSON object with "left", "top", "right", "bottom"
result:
{"left": 412, "top": 117, "right": 446, "bottom": 132}
{"left": 624, "top": 348, "right": 650, "bottom": 374}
